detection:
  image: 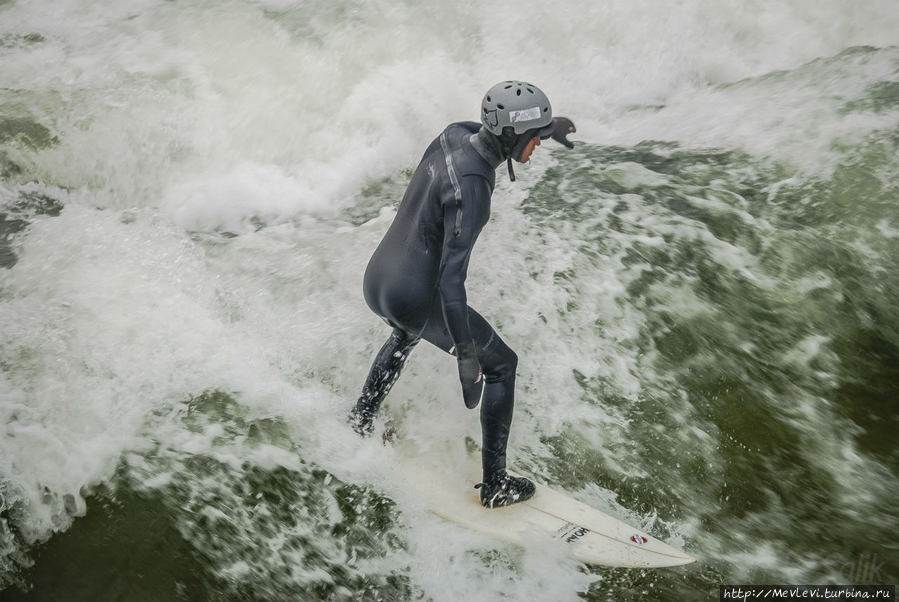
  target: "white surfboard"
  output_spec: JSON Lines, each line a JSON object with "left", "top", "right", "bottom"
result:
{"left": 396, "top": 449, "right": 696, "bottom": 568}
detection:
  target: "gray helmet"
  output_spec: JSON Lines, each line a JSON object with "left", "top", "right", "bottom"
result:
{"left": 481, "top": 80, "right": 554, "bottom": 137}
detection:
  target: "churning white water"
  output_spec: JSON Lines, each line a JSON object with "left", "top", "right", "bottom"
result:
{"left": 2, "top": 0, "right": 898, "bottom": 599}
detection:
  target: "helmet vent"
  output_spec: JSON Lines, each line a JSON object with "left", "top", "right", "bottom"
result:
{"left": 527, "top": 88, "right": 534, "bottom": 93}
{"left": 504, "top": 84, "right": 512, "bottom": 89}
{"left": 486, "top": 96, "right": 491, "bottom": 102}
{"left": 543, "top": 107, "right": 548, "bottom": 112}
{"left": 516, "top": 89, "right": 521, "bottom": 96}
{"left": 497, "top": 103, "right": 505, "bottom": 109}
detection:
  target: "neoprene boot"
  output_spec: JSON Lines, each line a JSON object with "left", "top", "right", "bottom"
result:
{"left": 475, "top": 470, "right": 536, "bottom": 508}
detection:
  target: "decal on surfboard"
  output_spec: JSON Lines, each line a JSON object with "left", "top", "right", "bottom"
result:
{"left": 631, "top": 534, "right": 648, "bottom": 545}
{"left": 556, "top": 522, "right": 589, "bottom": 544}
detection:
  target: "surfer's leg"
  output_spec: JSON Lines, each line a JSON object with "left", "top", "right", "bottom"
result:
{"left": 472, "top": 329, "right": 535, "bottom": 507}
{"left": 418, "top": 304, "right": 535, "bottom": 507}
{"left": 349, "top": 327, "right": 420, "bottom": 436}
{"left": 476, "top": 334, "right": 517, "bottom": 477}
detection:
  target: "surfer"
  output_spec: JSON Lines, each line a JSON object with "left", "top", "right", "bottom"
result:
{"left": 350, "top": 81, "right": 576, "bottom": 508}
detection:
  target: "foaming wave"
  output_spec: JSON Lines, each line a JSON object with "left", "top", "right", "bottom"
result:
{"left": 2, "top": 0, "right": 897, "bottom": 229}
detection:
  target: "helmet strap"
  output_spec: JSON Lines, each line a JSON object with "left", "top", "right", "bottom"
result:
{"left": 498, "top": 127, "right": 527, "bottom": 181}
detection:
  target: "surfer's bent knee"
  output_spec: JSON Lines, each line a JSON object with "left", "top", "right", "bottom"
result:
{"left": 481, "top": 343, "right": 517, "bottom": 383}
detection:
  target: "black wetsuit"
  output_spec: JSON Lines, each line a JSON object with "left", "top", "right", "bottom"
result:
{"left": 354, "top": 121, "right": 518, "bottom": 480}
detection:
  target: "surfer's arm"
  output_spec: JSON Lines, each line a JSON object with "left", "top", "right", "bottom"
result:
{"left": 437, "top": 174, "right": 491, "bottom": 348}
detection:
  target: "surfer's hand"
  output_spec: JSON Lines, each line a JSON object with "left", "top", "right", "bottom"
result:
{"left": 549, "top": 116, "right": 577, "bottom": 149}
{"left": 455, "top": 343, "right": 483, "bottom": 410}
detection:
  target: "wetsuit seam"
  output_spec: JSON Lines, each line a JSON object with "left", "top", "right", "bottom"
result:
{"left": 439, "top": 129, "right": 463, "bottom": 237}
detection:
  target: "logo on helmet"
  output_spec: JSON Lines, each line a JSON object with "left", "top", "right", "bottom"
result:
{"left": 510, "top": 107, "right": 541, "bottom": 123}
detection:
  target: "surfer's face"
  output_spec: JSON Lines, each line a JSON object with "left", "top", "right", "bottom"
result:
{"left": 519, "top": 136, "right": 541, "bottom": 163}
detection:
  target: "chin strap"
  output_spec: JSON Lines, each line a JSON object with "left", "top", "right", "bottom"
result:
{"left": 506, "top": 157, "right": 516, "bottom": 182}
